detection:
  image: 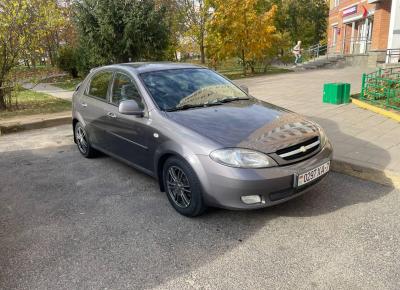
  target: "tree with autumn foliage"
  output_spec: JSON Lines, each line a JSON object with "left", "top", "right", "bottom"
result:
{"left": 0, "top": 0, "right": 68, "bottom": 109}
{"left": 260, "top": 0, "right": 328, "bottom": 47}
{"left": 179, "top": 0, "right": 211, "bottom": 64}
{"left": 0, "top": 0, "right": 37, "bottom": 109}
{"left": 25, "top": 0, "right": 68, "bottom": 67}
{"left": 206, "top": 0, "right": 277, "bottom": 75}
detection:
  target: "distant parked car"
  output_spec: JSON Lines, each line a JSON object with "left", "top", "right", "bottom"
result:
{"left": 72, "top": 63, "right": 332, "bottom": 216}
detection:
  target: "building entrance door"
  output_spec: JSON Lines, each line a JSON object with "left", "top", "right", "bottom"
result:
{"left": 356, "top": 17, "right": 373, "bottom": 53}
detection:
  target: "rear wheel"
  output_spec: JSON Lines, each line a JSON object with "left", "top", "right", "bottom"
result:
{"left": 163, "top": 157, "right": 206, "bottom": 217}
{"left": 74, "top": 122, "right": 98, "bottom": 158}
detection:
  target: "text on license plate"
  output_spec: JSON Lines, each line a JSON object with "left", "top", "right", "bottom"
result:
{"left": 297, "top": 161, "right": 330, "bottom": 187}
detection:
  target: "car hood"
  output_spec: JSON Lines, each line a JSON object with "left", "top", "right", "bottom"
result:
{"left": 165, "top": 99, "right": 320, "bottom": 153}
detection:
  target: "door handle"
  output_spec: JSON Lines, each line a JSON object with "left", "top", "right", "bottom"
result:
{"left": 81, "top": 103, "right": 87, "bottom": 107}
{"left": 107, "top": 112, "right": 116, "bottom": 118}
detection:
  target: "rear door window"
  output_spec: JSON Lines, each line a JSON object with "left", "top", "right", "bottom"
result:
{"left": 88, "top": 71, "right": 113, "bottom": 100}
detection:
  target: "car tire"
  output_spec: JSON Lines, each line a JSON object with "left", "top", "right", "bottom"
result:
{"left": 74, "top": 122, "right": 98, "bottom": 158}
{"left": 163, "top": 156, "right": 206, "bottom": 217}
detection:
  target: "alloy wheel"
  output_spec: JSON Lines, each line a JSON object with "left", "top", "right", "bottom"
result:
{"left": 166, "top": 166, "right": 192, "bottom": 208}
{"left": 76, "top": 126, "right": 88, "bottom": 155}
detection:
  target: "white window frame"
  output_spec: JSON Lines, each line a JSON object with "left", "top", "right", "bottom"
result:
{"left": 332, "top": 26, "right": 338, "bottom": 46}
{"left": 334, "top": 0, "right": 340, "bottom": 8}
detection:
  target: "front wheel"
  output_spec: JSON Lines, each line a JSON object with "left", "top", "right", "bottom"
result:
{"left": 163, "top": 157, "right": 206, "bottom": 217}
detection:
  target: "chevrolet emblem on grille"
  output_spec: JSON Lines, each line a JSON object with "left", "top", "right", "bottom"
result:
{"left": 300, "top": 146, "right": 307, "bottom": 153}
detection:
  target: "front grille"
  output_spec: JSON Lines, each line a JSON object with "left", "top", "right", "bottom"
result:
{"left": 276, "top": 136, "right": 320, "bottom": 161}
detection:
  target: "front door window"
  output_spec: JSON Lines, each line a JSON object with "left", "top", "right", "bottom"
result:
{"left": 111, "top": 73, "right": 145, "bottom": 109}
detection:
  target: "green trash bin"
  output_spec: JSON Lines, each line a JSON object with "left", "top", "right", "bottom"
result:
{"left": 341, "top": 82, "right": 351, "bottom": 104}
{"left": 323, "top": 83, "right": 343, "bottom": 104}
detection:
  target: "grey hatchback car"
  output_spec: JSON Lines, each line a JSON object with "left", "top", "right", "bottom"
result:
{"left": 72, "top": 62, "right": 332, "bottom": 216}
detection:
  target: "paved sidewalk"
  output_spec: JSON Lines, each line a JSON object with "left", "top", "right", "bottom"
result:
{"left": 237, "top": 67, "right": 400, "bottom": 176}
{"left": 23, "top": 83, "right": 73, "bottom": 101}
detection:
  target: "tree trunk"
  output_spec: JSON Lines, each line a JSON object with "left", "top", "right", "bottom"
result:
{"left": 199, "top": 1, "right": 206, "bottom": 64}
{"left": 241, "top": 49, "right": 246, "bottom": 76}
{"left": 200, "top": 29, "right": 205, "bottom": 64}
{"left": 200, "top": 41, "right": 205, "bottom": 64}
{"left": 48, "top": 49, "right": 55, "bottom": 67}
{"left": 0, "top": 87, "right": 6, "bottom": 110}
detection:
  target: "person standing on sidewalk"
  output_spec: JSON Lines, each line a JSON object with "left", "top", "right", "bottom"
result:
{"left": 293, "top": 41, "right": 302, "bottom": 65}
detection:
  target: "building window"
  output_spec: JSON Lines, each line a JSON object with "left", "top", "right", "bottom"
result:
{"left": 334, "top": 0, "right": 340, "bottom": 7}
{"left": 332, "top": 26, "right": 338, "bottom": 46}
{"left": 367, "top": 17, "right": 373, "bottom": 42}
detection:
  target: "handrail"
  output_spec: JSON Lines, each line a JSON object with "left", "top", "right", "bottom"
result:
{"left": 386, "top": 49, "right": 400, "bottom": 64}
{"left": 306, "top": 43, "right": 328, "bottom": 60}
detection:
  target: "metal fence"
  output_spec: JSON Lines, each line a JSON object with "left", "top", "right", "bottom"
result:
{"left": 360, "top": 67, "right": 400, "bottom": 111}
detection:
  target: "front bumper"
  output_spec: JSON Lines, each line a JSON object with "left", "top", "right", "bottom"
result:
{"left": 195, "top": 141, "right": 333, "bottom": 210}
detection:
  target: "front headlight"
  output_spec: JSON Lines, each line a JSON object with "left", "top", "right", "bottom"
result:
{"left": 210, "top": 148, "right": 277, "bottom": 168}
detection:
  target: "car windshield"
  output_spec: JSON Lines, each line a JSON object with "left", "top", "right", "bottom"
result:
{"left": 140, "top": 68, "right": 248, "bottom": 111}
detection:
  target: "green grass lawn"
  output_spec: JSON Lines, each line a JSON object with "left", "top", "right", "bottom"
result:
{"left": 51, "top": 78, "right": 83, "bottom": 91}
{"left": 0, "top": 89, "right": 71, "bottom": 119}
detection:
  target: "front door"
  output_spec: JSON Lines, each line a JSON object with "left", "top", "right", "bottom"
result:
{"left": 103, "top": 72, "right": 153, "bottom": 171}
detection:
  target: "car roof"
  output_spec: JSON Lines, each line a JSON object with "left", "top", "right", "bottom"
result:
{"left": 93, "top": 62, "right": 205, "bottom": 74}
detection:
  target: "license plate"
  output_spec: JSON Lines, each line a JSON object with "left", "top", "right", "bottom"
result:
{"left": 297, "top": 161, "right": 330, "bottom": 187}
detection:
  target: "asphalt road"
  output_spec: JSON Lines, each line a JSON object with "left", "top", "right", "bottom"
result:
{"left": 1, "top": 125, "right": 400, "bottom": 289}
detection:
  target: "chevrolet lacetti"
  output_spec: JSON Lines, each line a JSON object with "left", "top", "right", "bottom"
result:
{"left": 72, "top": 63, "right": 332, "bottom": 216}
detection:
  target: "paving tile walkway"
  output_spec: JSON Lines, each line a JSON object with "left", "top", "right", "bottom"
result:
{"left": 237, "top": 67, "right": 400, "bottom": 174}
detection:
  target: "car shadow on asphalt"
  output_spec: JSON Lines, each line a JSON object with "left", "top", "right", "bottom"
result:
{"left": 0, "top": 115, "right": 394, "bottom": 289}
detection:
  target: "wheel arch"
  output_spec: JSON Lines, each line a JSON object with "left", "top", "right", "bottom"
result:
{"left": 156, "top": 152, "right": 176, "bottom": 192}
{"left": 72, "top": 118, "right": 79, "bottom": 143}
{"left": 155, "top": 148, "right": 209, "bottom": 197}
{"left": 72, "top": 112, "right": 87, "bottom": 143}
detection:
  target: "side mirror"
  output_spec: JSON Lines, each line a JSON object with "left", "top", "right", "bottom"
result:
{"left": 239, "top": 84, "right": 249, "bottom": 94}
{"left": 119, "top": 100, "right": 144, "bottom": 117}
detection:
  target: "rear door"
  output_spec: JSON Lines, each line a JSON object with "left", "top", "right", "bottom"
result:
{"left": 103, "top": 71, "right": 154, "bottom": 171}
{"left": 80, "top": 70, "right": 114, "bottom": 148}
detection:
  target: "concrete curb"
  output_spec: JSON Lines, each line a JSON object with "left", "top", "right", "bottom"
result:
{"left": 331, "top": 159, "right": 400, "bottom": 189}
{"left": 351, "top": 98, "right": 400, "bottom": 122}
{"left": 0, "top": 116, "right": 71, "bottom": 135}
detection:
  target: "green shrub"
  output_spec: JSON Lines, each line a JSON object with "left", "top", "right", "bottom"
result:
{"left": 56, "top": 46, "right": 79, "bottom": 78}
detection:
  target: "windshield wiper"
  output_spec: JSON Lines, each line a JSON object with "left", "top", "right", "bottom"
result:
{"left": 165, "top": 97, "right": 249, "bottom": 112}
{"left": 215, "top": 97, "right": 250, "bottom": 103}
{"left": 165, "top": 102, "right": 223, "bottom": 112}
